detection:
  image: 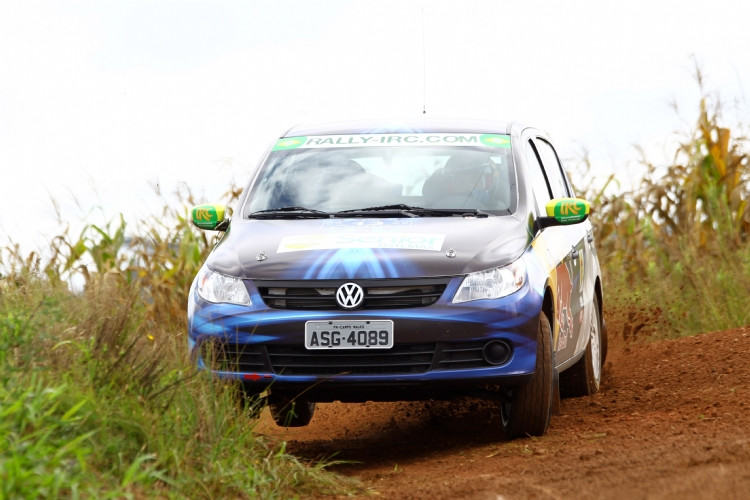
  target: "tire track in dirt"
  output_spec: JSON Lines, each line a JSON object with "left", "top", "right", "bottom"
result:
{"left": 257, "top": 326, "right": 750, "bottom": 499}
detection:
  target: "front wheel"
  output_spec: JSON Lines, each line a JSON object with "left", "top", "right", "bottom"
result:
{"left": 268, "top": 394, "right": 316, "bottom": 427}
{"left": 236, "top": 383, "right": 266, "bottom": 418}
{"left": 500, "top": 311, "right": 554, "bottom": 439}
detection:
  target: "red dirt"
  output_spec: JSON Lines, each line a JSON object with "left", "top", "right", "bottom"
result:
{"left": 257, "top": 321, "right": 750, "bottom": 499}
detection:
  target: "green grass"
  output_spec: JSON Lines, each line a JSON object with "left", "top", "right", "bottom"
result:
{"left": 0, "top": 269, "right": 365, "bottom": 499}
{"left": 599, "top": 239, "right": 750, "bottom": 343}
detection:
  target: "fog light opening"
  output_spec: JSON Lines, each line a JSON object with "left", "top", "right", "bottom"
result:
{"left": 483, "top": 341, "right": 511, "bottom": 366}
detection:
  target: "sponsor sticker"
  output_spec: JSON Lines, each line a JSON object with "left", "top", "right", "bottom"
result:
{"left": 272, "top": 136, "right": 308, "bottom": 151}
{"left": 278, "top": 232, "right": 445, "bottom": 253}
{"left": 272, "top": 133, "right": 510, "bottom": 150}
{"left": 321, "top": 219, "right": 415, "bottom": 229}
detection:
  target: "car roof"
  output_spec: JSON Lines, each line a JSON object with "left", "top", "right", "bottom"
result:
{"left": 282, "top": 117, "right": 526, "bottom": 137}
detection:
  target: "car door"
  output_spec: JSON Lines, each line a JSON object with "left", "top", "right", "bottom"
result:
{"left": 525, "top": 136, "right": 587, "bottom": 364}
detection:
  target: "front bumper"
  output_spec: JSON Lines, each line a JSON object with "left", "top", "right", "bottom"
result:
{"left": 187, "top": 277, "right": 544, "bottom": 402}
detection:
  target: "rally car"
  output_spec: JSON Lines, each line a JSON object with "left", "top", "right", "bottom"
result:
{"left": 187, "top": 117, "right": 606, "bottom": 438}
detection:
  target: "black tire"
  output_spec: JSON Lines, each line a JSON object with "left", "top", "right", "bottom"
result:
{"left": 501, "top": 312, "right": 554, "bottom": 439}
{"left": 236, "top": 383, "right": 265, "bottom": 418}
{"left": 268, "top": 394, "right": 316, "bottom": 427}
{"left": 559, "top": 295, "right": 604, "bottom": 398}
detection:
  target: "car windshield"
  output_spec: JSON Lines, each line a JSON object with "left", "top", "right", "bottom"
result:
{"left": 244, "top": 133, "right": 516, "bottom": 216}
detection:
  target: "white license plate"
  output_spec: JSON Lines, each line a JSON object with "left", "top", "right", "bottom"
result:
{"left": 305, "top": 320, "right": 394, "bottom": 350}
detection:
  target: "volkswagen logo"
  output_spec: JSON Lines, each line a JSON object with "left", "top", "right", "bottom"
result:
{"left": 336, "top": 282, "right": 364, "bottom": 309}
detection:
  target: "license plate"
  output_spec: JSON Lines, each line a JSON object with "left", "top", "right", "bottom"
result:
{"left": 305, "top": 320, "right": 394, "bottom": 350}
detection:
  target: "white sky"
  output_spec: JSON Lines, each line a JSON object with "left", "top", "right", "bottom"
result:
{"left": 2, "top": 0, "right": 750, "bottom": 253}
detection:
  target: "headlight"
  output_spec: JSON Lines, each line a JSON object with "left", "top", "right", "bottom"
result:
{"left": 452, "top": 260, "right": 526, "bottom": 303}
{"left": 196, "top": 267, "right": 252, "bottom": 306}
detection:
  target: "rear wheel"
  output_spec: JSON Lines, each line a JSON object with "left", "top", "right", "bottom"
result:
{"left": 559, "top": 295, "right": 604, "bottom": 398}
{"left": 268, "top": 394, "right": 316, "bottom": 427}
{"left": 501, "top": 311, "right": 554, "bottom": 439}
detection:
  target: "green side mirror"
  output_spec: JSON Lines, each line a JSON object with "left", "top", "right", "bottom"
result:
{"left": 545, "top": 198, "right": 590, "bottom": 224}
{"left": 191, "top": 204, "right": 228, "bottom": 230}
{"left": 535, "top": 198, "right": 590, "bottom": 232}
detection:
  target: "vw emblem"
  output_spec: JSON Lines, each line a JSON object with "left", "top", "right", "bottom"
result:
{"left": 336, "top": 282, "right": 364, "bottom": 309}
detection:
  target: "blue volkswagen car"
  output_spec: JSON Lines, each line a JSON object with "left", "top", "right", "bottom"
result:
{"left": 187, "top": 118, "right": 606, "bottom": 438}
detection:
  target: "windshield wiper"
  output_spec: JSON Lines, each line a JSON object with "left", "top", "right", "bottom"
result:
{"left": 411, "top": 207, "right": 490, "bottom": 218}
{"left": 248, "top": 206, "right": 331, "bottom": 219}
{"left": 336, "top": 204, "right": 423, "bottom": 217}
{"left": 249, "top": 205, "right": 493, "bottom": 219}
{"left": 336, "top": 205, "right": 490, "bottom": 218}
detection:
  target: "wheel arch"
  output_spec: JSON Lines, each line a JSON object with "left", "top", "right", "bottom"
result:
{"left": 594, "top": 275, "right": 607, "bottom": 364}
{"left": 541, "top": 284, "right": 555, "bottom": 338}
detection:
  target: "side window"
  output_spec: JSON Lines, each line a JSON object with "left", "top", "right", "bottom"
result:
{"left": 534, "top": 138, "right": 571, "bottom": 198}
{"left": 525, "top": 140, "right": 551, "bottom": 214}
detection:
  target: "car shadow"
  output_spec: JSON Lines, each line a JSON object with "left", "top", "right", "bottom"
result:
{"left": 269, "top": 398, "right": 505, "bottom": 469}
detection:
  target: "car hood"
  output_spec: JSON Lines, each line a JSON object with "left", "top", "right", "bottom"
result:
{"left": 206, "top": 216, "right": 532, "bottom": 280}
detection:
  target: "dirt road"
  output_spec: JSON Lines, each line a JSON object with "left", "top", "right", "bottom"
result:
{"left": 257, "top": 325, "right": 750, "bottom": 499}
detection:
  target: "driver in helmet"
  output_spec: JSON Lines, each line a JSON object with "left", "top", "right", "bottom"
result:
{"left": 424, "top": 150, "right": 499, "bottom": 208}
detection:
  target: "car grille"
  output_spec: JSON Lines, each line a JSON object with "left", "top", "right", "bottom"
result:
{"left": 267, "top": 344, "right": 435, "bottom": 375}
{"left": 256, "top": 278, "right": 450, "bottom": 310}
{"left": 200, "top": 340, "right": 496, "bottom": 376}
{"left": 435, "top": 342, "right": 489, "bottom": 370}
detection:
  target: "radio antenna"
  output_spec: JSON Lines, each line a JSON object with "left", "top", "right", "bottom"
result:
{"left": 421, "top": 8, "right": 427, "bottom": 114}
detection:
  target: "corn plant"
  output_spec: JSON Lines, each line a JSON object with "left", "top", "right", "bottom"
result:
{"left": 571, "top": 72, "right": 750, "bottom": 339}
